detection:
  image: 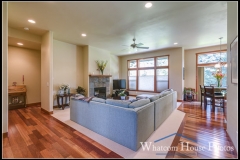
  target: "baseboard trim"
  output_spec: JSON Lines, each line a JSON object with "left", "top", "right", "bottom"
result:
{"left": 26, "top": 102, "right": 41, "bottom": 107}
{"left": 166, "top": 113, "right": 188, "bottom": 158}
{"left": 177, "top": 100, "right": 183, "bottom": 102}
{"left": 41, "top": 108, "right": 53, "bottom": 114}
{"left": 3, "top": 132, "right": 8, "bottom": 138}
{"left": 53, "top": 105, "right": 58, "bottom": 108}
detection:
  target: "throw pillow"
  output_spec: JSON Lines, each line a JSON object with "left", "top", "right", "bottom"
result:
{"left": 106, "top": 99, "right": 131, "bottom": 108}
{"left": 128, "top": 99, "right": 138, "bottom": 103}
{"left": 149, "top": 95, "right": 160, "bottom": 102}
{"left": 128, "top": 99, "right": 150, "bottom": 108}
{"left": 160, "top": 89, "right": 173, "bottom": 93}
{"left": 92, "top": 97, "right": 106, "bottom": 103}
{"left": 159, "top": 91, "right": 172, "bottom": 98}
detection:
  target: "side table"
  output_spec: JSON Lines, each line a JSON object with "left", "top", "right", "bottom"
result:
{"left": 57, "top": 93, "right": 73, "bottom": 110}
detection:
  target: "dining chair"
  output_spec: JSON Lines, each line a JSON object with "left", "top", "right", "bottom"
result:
{"left": 199, "top": 85, "right": 204, "bottom": 107}
{"left": 204, "top": 86, "right": 225, "bottom": 112}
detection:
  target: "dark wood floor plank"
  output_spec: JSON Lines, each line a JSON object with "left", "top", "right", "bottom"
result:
{"left": 28, "top": 133, "right": 46, "bottom": 151}
{"left": 168, "top": 102, "right": 238, "bottom": 159}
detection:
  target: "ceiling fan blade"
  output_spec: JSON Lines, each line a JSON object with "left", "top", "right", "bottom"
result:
{"left": 137, "top": 46, "right": 149, "bottom": 49}
{"left": 136, "top": 43, "right": 143, "bottom": 46}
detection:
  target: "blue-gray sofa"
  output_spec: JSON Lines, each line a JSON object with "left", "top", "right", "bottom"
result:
{"left": 70, "top": 90, "right": 177, "bottom": 151}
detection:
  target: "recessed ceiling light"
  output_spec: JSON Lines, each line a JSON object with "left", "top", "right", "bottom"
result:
{"left": 17, "top": 43, "right": 23, "bottom": 45}
{"left": 145, "top": 2, "right": 152, "bottom": 8}
{"left": 28, "top": 19, "right": 36, "bottom": 23}
{"left": 81, "top": 33, "right": 87, "bottom": 37}
{"left": 174, "top": 42, "right": 178, "bottom": 45}
{"left": 24, "top": 27, "right": 29, "bottom": 30}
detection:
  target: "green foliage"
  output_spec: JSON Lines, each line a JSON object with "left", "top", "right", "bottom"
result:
{"left": 118, "top": 90, "right": 126, "bottom": 96}
{"left": 76, "top": 86, "right": 86, "bottom": 95}
{"left": 96, "top": 60, "right": 108, "bottom": 72}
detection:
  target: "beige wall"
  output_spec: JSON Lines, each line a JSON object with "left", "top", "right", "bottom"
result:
{"left": 86, "top": 46, "right": 119, "bottom": 96}
{"left": 119, "top": 48, "right": 184, "bottom": 100}
{"left": 184, "top": 44, "right": 227, "bottom": 93}
{"left": 8, "top": 46, "right": 41, "bottom": 104}
{"left": 2, "top": 1, "right": 8, "bottom": 134}
{"left": 110, "top": 54, "right": 120, "bottom": 92}
{"left": 53, "top": 40, "right": 84, "bottom": 106}
{"left": 227, "top": 2, "right": 238, "bottom": 151}
{"left": 89, "top": 46, "right": 111, "bottom": 75}
{"left": 83, "top": 46, "right": 89, "bottom": 96}
{"left": 41, "top": 31, "right": 53, "bottom": 112}
{"left": 8, "top": 27, "right": 41, "bottom": 43}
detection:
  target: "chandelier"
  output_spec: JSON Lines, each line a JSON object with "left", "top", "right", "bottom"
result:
{"left": 214, "top": 37, "right": 227, "bottom": 71}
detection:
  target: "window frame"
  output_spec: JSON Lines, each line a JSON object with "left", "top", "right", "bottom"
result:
{"left": 127, "top": 55, "right": 169, "bottom": 92}
{"left": 196, "top": 49, "right": 227, "bottom": 98}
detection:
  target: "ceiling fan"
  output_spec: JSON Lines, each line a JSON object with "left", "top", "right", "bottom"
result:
{"left": 130, "top": 38, "right": 149, "bottom": 49}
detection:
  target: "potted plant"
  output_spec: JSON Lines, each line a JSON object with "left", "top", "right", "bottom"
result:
{"left": 183, "top": 88, "right": 197, "bottom": 101}
{"left": 118, "top": 91, "right": 126, "bottom": 100}
{"left": 76, "top": 86, "right": 86, "bottom": 96}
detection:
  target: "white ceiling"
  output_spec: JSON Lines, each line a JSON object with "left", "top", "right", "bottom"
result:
{"left": 8, "top": 1, "right": 227, "bottom": 55}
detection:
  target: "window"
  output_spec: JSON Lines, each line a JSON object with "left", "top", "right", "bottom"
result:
{"left": 197, "top": 50, "right": 227, "bottom": 89}
{"left": 203, "top": 66, "right": 227, "bottom": 87}
{"left": 127, "top": 56, "right": 169, "bottom": 92}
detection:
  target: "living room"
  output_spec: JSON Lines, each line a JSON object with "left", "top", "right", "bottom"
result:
{"left": 2, "top": 1, "right": 238, "bottom": 158}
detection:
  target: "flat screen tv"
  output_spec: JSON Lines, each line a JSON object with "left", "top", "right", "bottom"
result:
{"left": 113, "top": 79, "right": 126, "bottom": 90}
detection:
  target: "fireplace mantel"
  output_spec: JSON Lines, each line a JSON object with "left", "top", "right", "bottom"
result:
{"left": 89, "top": 74, "right": 112, "bottom": 77}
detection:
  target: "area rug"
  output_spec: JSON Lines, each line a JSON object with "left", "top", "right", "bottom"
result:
{"left": 52, "top": 102, "right": 184, "bottom": 158}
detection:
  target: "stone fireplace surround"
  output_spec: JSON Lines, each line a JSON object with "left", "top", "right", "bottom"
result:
{"left": 89, "top": 75, "right": 111, "bottom": 98}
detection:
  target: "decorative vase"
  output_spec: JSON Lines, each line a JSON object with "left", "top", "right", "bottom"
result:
{"left": 121, "top": 96, "right": 125, "bottom": 100}
{"left": 217, "top": 79, "right": 222, "bottom": 87}
{"left": 100, "top": 70, "right": 104, "bottom": 75}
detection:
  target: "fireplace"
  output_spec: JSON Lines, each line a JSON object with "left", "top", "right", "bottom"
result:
{"left": 89, "top": 76, "right": 111, "bottom": 98}
{"left": 94, "top": 87, "right": 106, "bottom": 99}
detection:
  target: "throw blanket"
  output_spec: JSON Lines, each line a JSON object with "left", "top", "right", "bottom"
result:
{"left": 77, "top": 96, "right": 94, "bottom": 102}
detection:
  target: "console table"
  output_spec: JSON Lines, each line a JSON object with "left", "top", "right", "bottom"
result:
{"left": 8, "top": 85, "right": 27, "bottom": 110}
{"left": 57, "top": 93, "right": 73, "bottom": 110}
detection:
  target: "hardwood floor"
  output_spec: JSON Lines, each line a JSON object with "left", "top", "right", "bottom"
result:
{"left": 3, "top": 102, "right": 237, "bottom": 158}
{"left": 2, "top": 105, "right": 122, "bottom": 158}
{"left": 167, "top": 101, "right": 238, "bottom": 158}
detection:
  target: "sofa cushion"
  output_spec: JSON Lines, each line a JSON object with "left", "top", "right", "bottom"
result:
{"left": 92, "top": 97, "right": 106, "bottom": 103}
{"left": 106, "top": 99, "right": 131, "bottom": 108}
{"left": 149, "top": 95, "right": 160, "bottom": 102}
{"left": 128, "top": 99, "right": 150, "bottom": 108}
{"left": 136, "top": 94, "right": 155, "bottom": 99}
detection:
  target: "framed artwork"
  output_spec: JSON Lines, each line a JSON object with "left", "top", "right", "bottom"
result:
{"left": 230, "top": 36, "right": 238, "bottom": 84}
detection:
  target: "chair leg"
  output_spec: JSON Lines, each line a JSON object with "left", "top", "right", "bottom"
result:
{"left": 200, "top": 95, "right": 202, "bottom": 107}
{"left": 204, "top": 97, "right": 207, "bottom": 110}
{"left": 212, "top": 99, "right": 215, "bottom": 112}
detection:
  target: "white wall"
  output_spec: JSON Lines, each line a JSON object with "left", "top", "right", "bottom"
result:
{"left": 184, "top": 44, "right": 227, "bottom": 92}
{"left": 119, "top": 48, "right": 184, "bottom": 100}
{"left": 8, "top": 46, "right": 41, "bottom": 104}
{"left": 53, "top": 40, "right": 83, "bottom": 106}
{"left": 41, "top": 31, "right": 53, "bottom": 112}
{"left": 2, "top": 1, "right": 8, "bottom": 134}
{"left": 227, "top": 2, "right": 238, "bottom": 151}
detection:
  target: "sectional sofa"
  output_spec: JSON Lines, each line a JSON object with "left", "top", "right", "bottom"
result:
{"left": 70, "top": 90, "right": 177, "bottom": 151}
